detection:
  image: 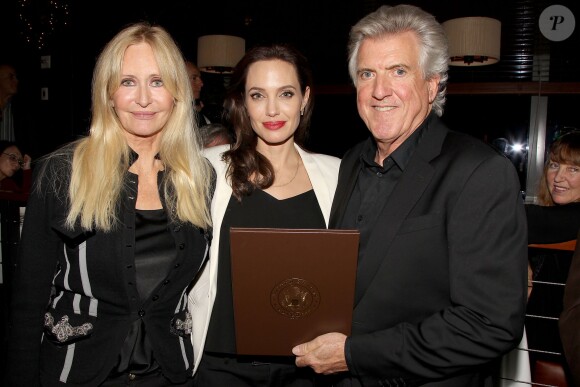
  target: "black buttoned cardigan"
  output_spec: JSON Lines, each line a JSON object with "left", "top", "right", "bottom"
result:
{"left": 6, "top": 148, "right": 210, "bottom": 386}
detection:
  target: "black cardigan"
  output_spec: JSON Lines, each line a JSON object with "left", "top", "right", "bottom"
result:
{"left": 6, "top": 150, "right": 209, "bottom": 386}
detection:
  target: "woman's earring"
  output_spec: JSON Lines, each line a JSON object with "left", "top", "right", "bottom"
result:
{"left": 300, "top": 108, "right": 304, "bottom": 116}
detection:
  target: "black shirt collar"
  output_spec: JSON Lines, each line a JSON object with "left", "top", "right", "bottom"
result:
{"left": 127, "top": 147, "right": 161, "bottom": 167}
{"left": 360, "top": 111, "right": 435, "bottom": 171}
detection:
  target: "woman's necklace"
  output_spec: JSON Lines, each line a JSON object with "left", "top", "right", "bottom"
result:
{"left": 272, "top": 155, "right": 301, "bottom": 188}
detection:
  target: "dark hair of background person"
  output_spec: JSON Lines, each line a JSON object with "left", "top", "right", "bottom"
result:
{"left": 537, "top": 131, "right": 580, "bottom": 206}
{"left": 0, "top": 140, "right": 24, "bottom": 160}
{"left": 222, "top": 44, "right": 314, "bottom": 200}
{"left": 199, "top": 123, "right": 233, "bottom": 148}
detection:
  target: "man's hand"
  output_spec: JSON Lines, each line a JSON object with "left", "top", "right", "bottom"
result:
{"left": 292, "top": 332, "right": 349, "bottom": 374}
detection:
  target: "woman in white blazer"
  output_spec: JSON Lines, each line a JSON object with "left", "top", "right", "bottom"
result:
{"left": 189, "top": 44, "right": 340, "bottom": 387}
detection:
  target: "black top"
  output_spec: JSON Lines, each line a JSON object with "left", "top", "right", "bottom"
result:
{"left": 526, "top": 202, "right": 580, "bottom": 244}
{"left": 341, "top": 113, "right": 427, "bottom": 263}
{"left": 205, "top": 189, "right": 325, "bottom": 353}
{"left": 110, "top": 208, "right": 176, "bottom": 376}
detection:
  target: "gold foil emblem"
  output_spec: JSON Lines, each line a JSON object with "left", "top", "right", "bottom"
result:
{"left": 270, "top": 278, "right": 320, "bottom": 319}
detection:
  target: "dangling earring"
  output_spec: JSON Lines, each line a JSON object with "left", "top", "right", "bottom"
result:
{"left": 300, "top": 107, "right": 304, "bottom": 116}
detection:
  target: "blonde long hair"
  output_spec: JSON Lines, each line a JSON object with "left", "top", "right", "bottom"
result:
{"left": 62, "top": 22, "right": 211, "bottom": 231}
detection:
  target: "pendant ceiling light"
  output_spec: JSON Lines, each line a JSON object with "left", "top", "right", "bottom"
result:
{"left": 442, "top": 17, "right": 501, "bottom": 66}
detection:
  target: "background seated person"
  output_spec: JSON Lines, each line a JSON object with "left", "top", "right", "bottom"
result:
{"left": 525, "top": 131, "right": 580, "bottom": 385}
{"left": 526, "top": 131, "right": 580, "bottom": 244}
{"left": 0, "top": 140, "right": 31, "bottom": 201}
{"left": 185, "top": 60, "right": 211, "bottom": 124}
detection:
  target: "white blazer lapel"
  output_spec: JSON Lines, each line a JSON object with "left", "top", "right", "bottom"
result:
{"left": 296, "top": 144, "right": 333, "bottom": 227}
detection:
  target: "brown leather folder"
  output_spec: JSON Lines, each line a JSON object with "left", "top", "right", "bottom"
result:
{"left": 229, "top": 227, "right": 359, "bottom": 356}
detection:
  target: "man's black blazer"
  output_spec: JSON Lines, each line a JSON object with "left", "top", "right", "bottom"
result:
{"left": 329, "top": 115, "right": 528, "bottom": 386}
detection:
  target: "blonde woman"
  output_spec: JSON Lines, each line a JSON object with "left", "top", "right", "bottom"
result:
{"left": 7, "top": 23, "right": 212, "bottom": 386}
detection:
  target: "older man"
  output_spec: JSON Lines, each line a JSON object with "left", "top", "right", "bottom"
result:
{"left": 293, "top": 5, "right": 528, "bottom": 386}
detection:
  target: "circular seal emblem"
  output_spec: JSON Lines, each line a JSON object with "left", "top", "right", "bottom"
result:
{"left": 270, "top": 278, "right": 320, "bottom": 319}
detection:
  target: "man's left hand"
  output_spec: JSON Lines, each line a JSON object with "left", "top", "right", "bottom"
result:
{"left": 292, "top": 332, "right": 349, "bottom": 374}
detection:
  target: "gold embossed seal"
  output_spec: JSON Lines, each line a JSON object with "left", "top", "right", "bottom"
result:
{"left": 270, "top": 278, "right": 320, "bottom": 319}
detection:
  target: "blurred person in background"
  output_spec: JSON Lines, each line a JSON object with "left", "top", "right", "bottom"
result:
{"left": 0, "top": 140, "right": 31, "bottom": 201}
{"left": 198, "top": 123, "right": 233, "bottom": 148}
{"left": 526, "top": 131, "right": 580, "bottom": 243}
{"left": 0, "top": 62, "right": 19, "bottom": 142}
{"left": 185, "top": 60, "right": 210, "bottom": 124}
{"left": 525, "top": 131, "right": 580, "bottom": 385}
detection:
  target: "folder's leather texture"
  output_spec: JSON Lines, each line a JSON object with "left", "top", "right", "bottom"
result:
{"left": 230, "top": 228, "right": 360, "bottom": 355}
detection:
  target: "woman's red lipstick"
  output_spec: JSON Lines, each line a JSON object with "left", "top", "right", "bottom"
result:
{"left": 263, "top": 121, "right": 285, "bottom": 130}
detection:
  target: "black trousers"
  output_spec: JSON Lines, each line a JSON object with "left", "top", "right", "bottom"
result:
{"left": 195, "top": 352, "right": 321, "bottom": 387}
{"left": 100, "top": 370, "right": 194, "bottom": 387}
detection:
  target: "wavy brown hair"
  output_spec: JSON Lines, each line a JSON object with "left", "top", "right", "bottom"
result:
{"left": 222, "top": 44, "right": 314, "bottom": 200}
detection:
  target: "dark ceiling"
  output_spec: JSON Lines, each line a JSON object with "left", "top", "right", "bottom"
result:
{"left": 2, "top": 0, "right": 579, "bottom": 160}
{"left": 3, "top": 0, "right": 579, "bottom": 94}
{"left": 7, "top": 0, "right": 555, "bottom": 84}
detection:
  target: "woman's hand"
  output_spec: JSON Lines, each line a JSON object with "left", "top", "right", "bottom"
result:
{"left": 22, "top": 154, "right": 32, "bottom": 170}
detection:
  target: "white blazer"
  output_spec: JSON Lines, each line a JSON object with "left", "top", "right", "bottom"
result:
{"left": 188, "top": 143, "right": 341, "bottom": 373}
